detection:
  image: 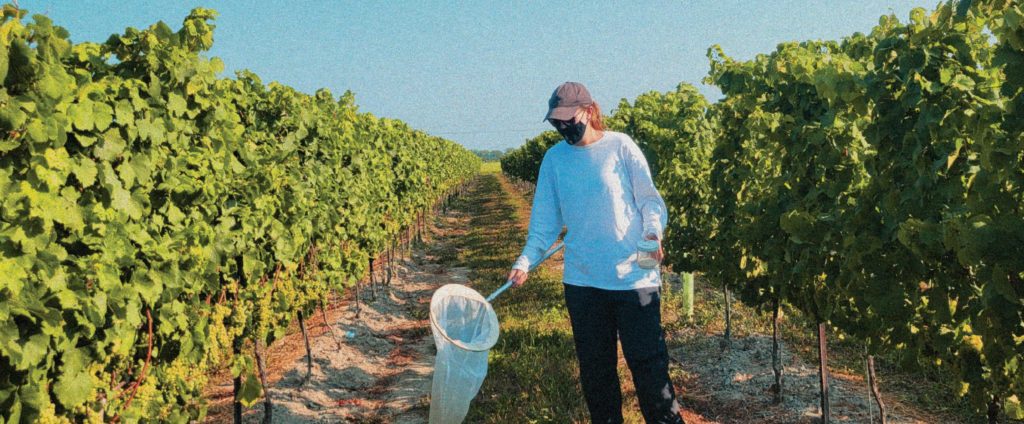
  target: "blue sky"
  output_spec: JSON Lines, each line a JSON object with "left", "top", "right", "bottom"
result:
{"left": 23, "top": 1, "right": 937, "bottom": 150}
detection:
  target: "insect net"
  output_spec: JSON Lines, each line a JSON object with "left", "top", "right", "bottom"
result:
{"left": 428, "top": 284, "right": 501, "bottom": 424}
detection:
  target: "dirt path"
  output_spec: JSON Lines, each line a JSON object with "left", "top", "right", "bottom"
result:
{"left": 204, "top": 182, "right": 474, "bottom": 423}
{"left": 203, "top": 171, "right": 978, "bottom": 423}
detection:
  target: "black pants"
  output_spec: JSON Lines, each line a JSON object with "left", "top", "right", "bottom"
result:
{"left": 563, "top": 284, "right": 684, "bottom": 424}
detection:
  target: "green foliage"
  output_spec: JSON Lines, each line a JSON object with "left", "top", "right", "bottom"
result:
{"left": 0, "top": 6, "right": 479, "bottom": 422}
{"left": 469, "top": 149, "right": 508, "bottom": 162}
{"left": 499, "top": 130, "right": 562, "bottom": 184}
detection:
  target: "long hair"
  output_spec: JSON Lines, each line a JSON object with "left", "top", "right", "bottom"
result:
{"left": 585, "top": 102, "right": 606, "bottom": 131}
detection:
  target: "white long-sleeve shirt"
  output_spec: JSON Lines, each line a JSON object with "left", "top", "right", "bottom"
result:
{"left": 512, "top": 131, "right": 668, "bottom": 290}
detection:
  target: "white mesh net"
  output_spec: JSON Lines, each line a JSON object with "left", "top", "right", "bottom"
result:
{"left": 428, "top": 284, "right": 501, "bottom": 424}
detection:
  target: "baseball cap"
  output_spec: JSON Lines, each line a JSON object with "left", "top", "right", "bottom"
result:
{"left": 544, "top": 82, "right": 593, "bottom": 121}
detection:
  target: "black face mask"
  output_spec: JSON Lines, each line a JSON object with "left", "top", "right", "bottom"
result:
{"left": 551, "top": 119, "right": 587, "bottom": 145}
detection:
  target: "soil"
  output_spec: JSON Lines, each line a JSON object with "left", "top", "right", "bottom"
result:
{"left": 666, "top": 327, "right": 940, "bottom": 423}
{"left": 203, "top": 205, "right": 472, "bottom": 423}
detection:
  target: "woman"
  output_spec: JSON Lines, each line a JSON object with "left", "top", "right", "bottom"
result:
{"left": 506, "top": 81, "right": 684, "bottom": 424}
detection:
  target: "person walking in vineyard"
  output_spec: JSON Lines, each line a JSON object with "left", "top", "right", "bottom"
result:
{"left": 506, "top": 81, "right": 684, "bottom": 424}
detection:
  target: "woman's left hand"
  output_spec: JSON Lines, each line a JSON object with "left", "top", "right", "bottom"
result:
{"left": 645, "top": 233, "right": 664, "bottom": 262}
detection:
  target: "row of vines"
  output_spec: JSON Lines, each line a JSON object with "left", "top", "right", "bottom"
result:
{"left": 502, "top": 1, "right": 1022, "bottom": 421}
{"left": 0, "top": 6, "right": 479, "bottom": 423}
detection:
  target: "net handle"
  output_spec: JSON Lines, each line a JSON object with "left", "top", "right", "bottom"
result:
{"left": 486, "top": 242, "right": 564, "bottom": 303}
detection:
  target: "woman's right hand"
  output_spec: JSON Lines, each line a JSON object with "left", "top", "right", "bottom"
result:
{"left": 507, "top": 269, "right": 528, "bottom": 288}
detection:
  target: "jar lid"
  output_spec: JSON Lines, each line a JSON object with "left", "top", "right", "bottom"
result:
{"left": 637, "top": 240, "right": 659, "bottom": 252}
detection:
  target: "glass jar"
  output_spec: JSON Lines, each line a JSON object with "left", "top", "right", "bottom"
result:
{"left": 636, "top": 239, "right": 660, "bottom": 270}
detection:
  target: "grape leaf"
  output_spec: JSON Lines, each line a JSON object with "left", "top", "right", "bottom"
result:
{"left": 73, "top": 157, "right": 98, "bottom": 187}
{"left": 69, "top": 101, "right": 94, "bottom": 131}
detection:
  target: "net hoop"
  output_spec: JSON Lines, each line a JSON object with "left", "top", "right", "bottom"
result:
{"left": 429, "top": 284, "right": 501, "bottom": 352}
